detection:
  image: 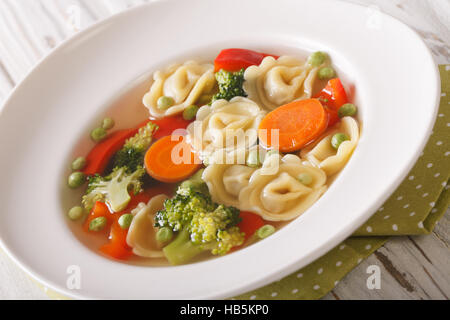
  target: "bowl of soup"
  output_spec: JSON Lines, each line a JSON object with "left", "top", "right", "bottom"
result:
{"left": 0, "top": 0, "right": 439, "bottom": 299}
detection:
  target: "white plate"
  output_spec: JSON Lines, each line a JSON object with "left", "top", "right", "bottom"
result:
{"left": 0, "top": 0, "right": 439, "bottom": 299}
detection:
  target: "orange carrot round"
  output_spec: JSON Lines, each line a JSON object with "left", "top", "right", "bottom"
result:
{"left": 258, "top": 99, "right": 328, "bottom": 152}
{"left": 145, "top": 135, "right": 201, "bottom": 183}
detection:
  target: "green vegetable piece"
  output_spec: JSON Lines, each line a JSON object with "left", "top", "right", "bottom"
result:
{"left": 256, "top": 225, "right": 276, "bottom": 239}
{"left": 68, "top": 206, "right": 84, "bottom": 221}
{"left": 102, "top": 117, "right": 115, "bottom": 130}
{"left": 179, "top": 169, "right": 206, "bottom": 194}
{"left": 183, "top": 105, "right": 199, "bottom": 121}
{"left": 163, "top": 228, "right": 204, "bottom": 265}
{"left": 113, "top": 122, "right": 158, "bottom": 173}
{"left": 318, "top": 67, "right": 336, "bottom": 80}
{"left": 71, "top": 157, "right": 86, "bottom": 171}
{"left": 297, "top": 173, "right": 313, "bottom": 186}
{"left": 157, "top": 96, "right": 175, "bottom": 110}
{"left": 308, "top": 51, "right": 327, "bottom": 67}
{"left": 91, "top": 127, "right": 108, "bottom": 142}
{"left": 331, "top": 133, "right": 350, "bottom": 150}
{"left": 338, "top": 103, "right": 357, "bottom": 118}
{"left": 118, "top": 213, "right": 133, "bottom": 229}
{"left": 246, "top": 149, "right": 261, "bottom": 168}
{"left": 82, "top": 166, "right": 145, "bottom": 212}
{"left": 156, "top": 186, "right": 244, "bottom": 265}
{"left": 156, "top": 227, "right": 174, "bottom": 243}
{"left": 89, "top": 217, "right": 107, "bottom": 232}
{"left": 68, "top": 171, "right": 86, "bottom": 189}
{"left": 211, "top": 69, "right": 247, "bottom": 103}
{"left": 179, "top": 180, "right": 196, "bottom": 190}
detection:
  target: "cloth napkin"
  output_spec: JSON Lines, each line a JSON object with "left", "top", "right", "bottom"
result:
{"left": 234, "top": 65, "right": 450, "bottom": 300}
{"left": 1, "top": 66, "right": 448, "bottom": 300}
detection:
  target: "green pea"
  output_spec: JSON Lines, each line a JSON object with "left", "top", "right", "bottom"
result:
{"left": 71, "top": 157, "right": 86, "bottom": 171}
{"left": 246, "top": 149, "right": 261, "bottom": 168}
{"left": 157, "top": 96, "right": 175, "bottom": 110}
{"left": 68, "top": 206, "right": 84, "bottom": 221}
{"left": 256, "top": 225, "right": 276, "bottom": 239}
{"left": 338, "top": 103, "right": 357, "bottom": 118}
{"left": 91, "top": 127, "right": 107, "bottom": 142}
{"left": 331, "top": 133, "right": 350, "bottom": 150}
{"left": 183, "top": 105, "right": 199, "bottom": 121}
{"left": 68, "top": 171, "right": 85, "bottom": 189}
{"left": 308, "top": 51, "right": 327, "bottom": 67}
{"left": 118, "top": 214, "right": 133, "bottom": 229}
{"left": 156, "top": 227, "right": 174, "bottom": 243}
{"left": 89, "top": 217, "right": 107, "bottom": 232}
{"left": 318, "top": 67, "right": 336, "bottom": 80}
{"left": 297, "top": 173, "right": 313, "bottom": 186}
{"left": 102, "top": 117, "right": 115, "bottom": 130}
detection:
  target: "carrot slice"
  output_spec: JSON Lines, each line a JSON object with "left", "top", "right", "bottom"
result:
{"left": 258, "top": 99, "right": 328, "bottom": 152}
{"left": 145, "top": 135, "right": 201, "bottom": 183}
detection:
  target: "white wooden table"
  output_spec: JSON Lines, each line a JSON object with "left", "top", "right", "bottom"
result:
{"left": 0, "top": 0, "right": 449, "bottom": 300}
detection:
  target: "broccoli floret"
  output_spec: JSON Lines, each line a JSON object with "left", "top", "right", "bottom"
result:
{"left": 211, "top": 69, "right": 247, "bottom": 103}
{"left": 112, "top": 122, "right": 158, "bottom": 172}
{"left": 82, "top": 166, "right": 145, "bottom": 212}
{"left": 155, "top": 179, "right": 244, "bottom": 265}
{"left": 155, "top": 184, "right": 214, "bottom": 231}
{"left": 190, "top": 205, "right": 241, "bottom": 244}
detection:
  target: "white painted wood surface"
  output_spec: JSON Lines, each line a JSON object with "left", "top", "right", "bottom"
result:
{"left": 0, "top": 0, "right": 448, "bottom": 300}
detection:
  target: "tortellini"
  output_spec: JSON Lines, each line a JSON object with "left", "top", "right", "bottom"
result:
{"left": 238, "top": 154, "right": 327, "bottom": 221}
{"left": 300, "top": 117, "right": 360, "bottom": 176}
{"left": 126, "top": 195, "right": 168, "bottom": 258}
{"left": 244, "top": 56, "right": 321, "bottom": 110}
{"left": 143, "top": 61, "right": 215, "bottom": 118}
{"left": 203, "top": 163, "right": 257, "bottom": 207}
{"left": 187, "top": 97, "right": 266, "bottom": 162}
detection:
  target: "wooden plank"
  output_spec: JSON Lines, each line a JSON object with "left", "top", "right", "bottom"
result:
{"left": 324, "top": 209, "right": 450, "bottom": 300}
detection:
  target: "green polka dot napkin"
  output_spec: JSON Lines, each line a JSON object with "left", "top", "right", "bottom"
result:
{"left": 234, "top": 65, "right": 450, "bottom": 300}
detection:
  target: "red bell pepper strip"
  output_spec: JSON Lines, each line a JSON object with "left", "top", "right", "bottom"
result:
{"left": 315, "top": 78, "right": 349, "bottom": 127}
{"left": 214, "top": 48, "right": 279, "bottom": 72}
{"left": 99, "top": 219, "right": 133, "bottom": 260}
{"left": 82, "top": 129, "right": 138, "bottom": 176}
{"left": 237, "top": 211, "right": 266, "bottom": 242}
{"left": 83, "top": 201, "right": 112, "bottom": 233}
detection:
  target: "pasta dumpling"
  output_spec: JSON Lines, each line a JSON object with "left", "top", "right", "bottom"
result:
{"left": 244, "top": 56, "right": 321, "bottom": 110}
{"left": 300, "top": 117, "right": 360, "bottom": 176}
{"left": 203, "top": 163, "right": 257, "bottom": 207}
{"left": 239, "top": 154, "right": 327, "bottom": 221}
{"left": 143, "top": 61, "right": 215, "bottom": 118}
{"left": 187, "top": 97, "right": 266, "bottom": 161}
{"left": 126, "top": 194, "right": 168, "bottom": 258}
